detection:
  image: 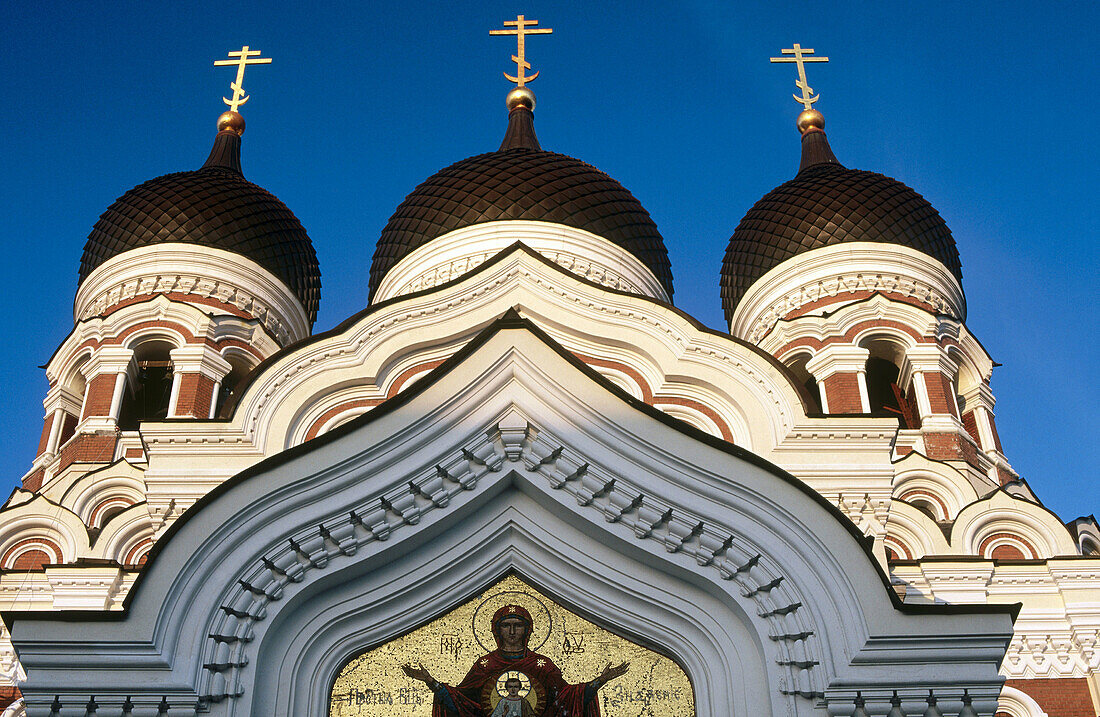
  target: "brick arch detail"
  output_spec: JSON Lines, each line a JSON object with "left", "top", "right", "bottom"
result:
{"left": 979, "top": 532, "right": 1037, "bottom": 560}
{"left": 73, "top": 321, "right": 265, "bottom": 362}
{"left": 899, "top": 489, "right": 951, "bottom": 521}
{"left": 2, "top": 536, "right": 64, "bottom": 570}
{"left": 89, "top": 496, "right": 137, "bottom": 529}
{"left": 124, "top": 538, "right": 153, "bottom": 567}
{"left": 883, "top": 536, "right": 912, "bottom": 561}
{"left": 775, "top": 318, "right": 931, "bottom": 357}
{"left": 304, "top": 355, "right": 736, "bottom": 445}
{"left": 387, "top": 360, "right": 447, "bottom": 398}
{"left": 653, "top": 396, "right": 735, "bottom": 442}
{"left": 305, "top": 398, "right": 386, "bottom": 442}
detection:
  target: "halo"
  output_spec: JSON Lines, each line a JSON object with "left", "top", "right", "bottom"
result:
{"left": 472, "top": 590, "right": 552, "bottom": 652}
{"left": 495, "top": 671, "right": 532, "bottom": 699}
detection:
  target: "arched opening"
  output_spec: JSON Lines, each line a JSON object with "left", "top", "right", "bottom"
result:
{"left": 862, "top": 338, "right": 918, "bottom": 428}
{"left": 118, "top": 340, "right": 175, "bottom": 430}
{"left": 909, "top": 498, "right": 939, "bottom": 522}
{"left": 949, "top": 348, "right": 975, "bottom": 418}
{"left": 215, "top": 352, "right": 256, "bottom": 418}
{"left": 1081, "top": 538, "right": 1100, "bottom": 556}
{"left": 783, "top": 352, "right": 821, "bottom": 412}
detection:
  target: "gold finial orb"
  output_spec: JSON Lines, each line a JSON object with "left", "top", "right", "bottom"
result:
{"left": 796, "top": 108, "right": 825, "bottom": 134}
{"left": 506, "top": 86, "right": 536, "bottom": 112}
{"left": 217, "top": 111, "right": 246, "bottom": 136}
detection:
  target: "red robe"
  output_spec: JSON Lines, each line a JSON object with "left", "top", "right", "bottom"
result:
{"left": 432, "top": 648, "right": 598, "bottom": 717}
{"left": 432, "top": 604, "right": 599, "bottom": 717}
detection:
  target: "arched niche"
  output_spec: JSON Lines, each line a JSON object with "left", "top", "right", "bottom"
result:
{"left": 329, "top": 574, "right": 695, "bottom": 717}
{"left": 247, "top": 484, "right": 766, "bottom": 717}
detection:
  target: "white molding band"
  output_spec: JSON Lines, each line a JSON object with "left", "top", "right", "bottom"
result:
{"left": 372, "top": 220, "right": 670, "bottom": 303}
{"left": 74, "top": 243, "right": 312, "bottom": 345}
{"left": 730, "top": 242, "right": 966, "bottom": 342}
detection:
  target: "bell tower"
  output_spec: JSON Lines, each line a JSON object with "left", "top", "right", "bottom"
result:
{"left": 23, "top": 49, "right": 321, "bottom": 495}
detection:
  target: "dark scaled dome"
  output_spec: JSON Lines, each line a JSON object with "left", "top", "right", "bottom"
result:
{"left": 79, "top": 129, "right": 321, "bottom": 322}
{"left": 370, "top": 106, "right": 673, "bottom": 301}
{"left": 721, "top": 126, "right": 962, "bottom": 323}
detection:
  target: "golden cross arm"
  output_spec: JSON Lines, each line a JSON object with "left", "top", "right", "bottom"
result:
{"left": 214, "top": 46, "right": 272, "bottom": 113}
{"left": 490, "top": 15, "right": 552, "bottom": 88}
{"left": 770, "top": 44, "right": 828, "bottom": 111}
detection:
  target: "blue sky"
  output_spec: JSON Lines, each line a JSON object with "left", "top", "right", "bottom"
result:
{"left": 0, "top": 2, "right": 1095, "bottom": 520}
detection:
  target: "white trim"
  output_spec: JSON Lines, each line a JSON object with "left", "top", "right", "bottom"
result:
{"left": 373, "top": 220, "right": 670, "bottom": 303}
{"left": 997, "top": 685, "right": 1049, "bottom": 717}
{"left": 730, "top": 242, "right": 966, "bottom": 342}
{"left": 166, "top": 371, "right": 182, "bottom": 417}
{"left": 74, "top": 243, "right": 311, "bottom": 345}
{"left": 44, "top": 408, "right": 64, "bottom": 455}
{"left": 108, "top": 371, "right": 128, "bottom": 421}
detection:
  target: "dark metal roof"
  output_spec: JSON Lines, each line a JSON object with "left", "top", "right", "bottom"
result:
{"left": 370, "top": 107, "right": 673, "bottom": 300}
{"left": 79, "top": 131, "right": 321, "bottom": 322}
{"left": 721, "top": 130, "right": 962, "bottom": 322}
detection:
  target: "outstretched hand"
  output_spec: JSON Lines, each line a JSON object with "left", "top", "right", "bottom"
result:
{"left": 402, "top": 662, "right": 435, "bottom": 686}
{"left": 596, "top": 661, "right": 630, "bottom": 687}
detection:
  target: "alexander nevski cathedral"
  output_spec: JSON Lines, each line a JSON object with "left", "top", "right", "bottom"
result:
{"left": 0, "top": 24, "right": 1096, "bottom": 717}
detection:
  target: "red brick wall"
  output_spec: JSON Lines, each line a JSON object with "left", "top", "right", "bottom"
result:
{"left": 823, "top": 373, "right": 864, "bottom": 413}
{"left": 923, "top": 371, "right": 959, "bottom": 417}
{"left": 924, "top": 432, "right": 979, "bottom": 465}
{"left": 961, "top": 410, "right": 982, "bottom": 447}
{"left": 11, "top": 549, "right": 50, "bottom": 570}
{"left": 36, "top": 411, "right": 55, "bottom": 455}
{"left": 173, "top": 373, "right": 216, "bottom": 418}
{"left": 59, "top": 412, "right": 78, "bottom": 446}
{"left": 54, "top": 433, "right": 117, "bottom": 473}
{"left": 991, "top": 544, "right": 1025, "bottom": 560}
{"left": 2, "top": 537, "right": 62, "bottom": 570}
{"left": 1005, "top": 677, "right": 1097, "bottom": 717}
{"left": 0, "top": 686, "right": 20, "bottom": 712}
{"left": 22, "top": 468, "right": 44, "bottom": 492}
{"left": 82, "top": 372, "right": 118, "bottom": 419}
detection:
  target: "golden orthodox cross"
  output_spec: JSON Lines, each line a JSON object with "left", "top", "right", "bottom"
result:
{"left": 490, "top": 15, "right": 552, "bottom": 87}
{"left": 770, "top": 44, "right": 828, "bottom": 109}
{"left": 214, "top": 46, "right": 272, "bottom": 112}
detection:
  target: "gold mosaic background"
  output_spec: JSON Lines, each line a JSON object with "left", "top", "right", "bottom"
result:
{"left": 330, "top": 574, "right": 694, "bottom": 716}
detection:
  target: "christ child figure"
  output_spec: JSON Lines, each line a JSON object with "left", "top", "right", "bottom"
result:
{"left": 489, "top": 677, "right": 535, "bottom": 717}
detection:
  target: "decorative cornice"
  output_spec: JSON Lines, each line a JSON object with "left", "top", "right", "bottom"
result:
{"left": 730, "top": 243, "right": 966, "bottom": 343}
{"left": 75, "top": 244, "right": 311, "bottom": 345}
{"left": 196, "top": 412, "right": 824, "bottom": 705}
{"left": 373, "top": 222, "right": 669, "bottom": 303}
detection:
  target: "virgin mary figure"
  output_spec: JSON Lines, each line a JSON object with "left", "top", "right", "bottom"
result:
{"left": 403, "top": 604, "right": 628, "bottom": 717}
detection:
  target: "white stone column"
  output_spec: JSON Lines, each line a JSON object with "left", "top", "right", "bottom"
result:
{"left": 167, "top": 345, "right": 233, "bottom": 418}
{"left": 806, "top": 346, "right": 871, "bottom": 413}
{"left": 40, "top": 385, "right": 81, "bottom": 455}
{"left": 78, "top": 347, "right": 136, "bottom": 431}
{"left": 903, "top": 345, "right": 960, "bottom": 431}
{"left": 959, "top": 382, "right": 998, "bottom": 451}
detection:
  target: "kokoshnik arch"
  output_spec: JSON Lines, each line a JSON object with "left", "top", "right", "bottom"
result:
{"left": 0, "top": 23, "right": 1097, "bottom": 717}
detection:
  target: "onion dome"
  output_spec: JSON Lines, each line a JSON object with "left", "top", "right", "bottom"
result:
{"left": 370, "top": 92, "right": 673, "bottom": 301}
{"left": 721, "top": 109, "right": 962, "bottom": 323}
{"left": 79, "top": 112, "right": 321, "bottom": 322}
